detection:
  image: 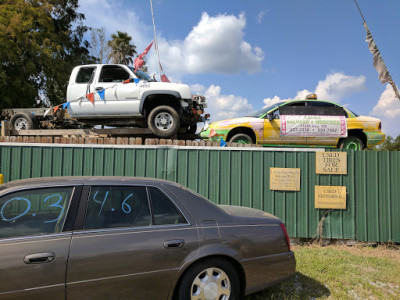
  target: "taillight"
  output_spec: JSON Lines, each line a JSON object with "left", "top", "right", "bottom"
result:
{"left": 378, "top": 122, "right": 382, "bottom": 130}
{"left": 280, "top": 223, "right": 291, "bottom": 251}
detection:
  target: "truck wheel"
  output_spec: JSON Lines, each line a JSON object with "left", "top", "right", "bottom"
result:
{"left": 187, "top": 124, "right": 197, "bottom": 134}
{"left": 10, "top": 113, "right": 34, "bottom": 131}
{"left": 148, "top": 105, "right": 180, "bottom": 138}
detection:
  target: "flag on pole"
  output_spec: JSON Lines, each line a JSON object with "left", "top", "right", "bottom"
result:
{"left": 134, "top": 41, "right": 154, "bottom": 71}
{"left": 363, "top": 22, "right": 400, "bottom": 100}
{"left": 159, "top": 63, "right": 170, "bottom": 83}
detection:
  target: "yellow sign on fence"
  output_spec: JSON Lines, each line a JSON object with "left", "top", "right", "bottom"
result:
{"left": 316, "top": 151, "right": 347, "bottom": 175}
{"left": 315, "top": 185, "right": 347, "bottom": 209}
{"left": 270, "top": 168, "right": 301, "bottom": 191}
{"left": 0, "top": 174, "right": 3, "bottom": 185}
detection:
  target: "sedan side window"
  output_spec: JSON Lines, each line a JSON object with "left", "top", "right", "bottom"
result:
{"left": 149, "top": 188, "right": 187, "bottom": 225}
{"left": 0, "top": 187, "right": 73, "bottom": 239}
{"left": 85, "top": 186, "right": 151, "bottom": 230}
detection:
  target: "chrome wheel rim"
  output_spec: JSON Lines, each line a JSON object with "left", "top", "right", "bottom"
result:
{"left": 191, "top": 267, "right": 231, "bottom": 300}
{"left": 14, "top": 118, "right": 29, "bottom": 130}
{"left": 154, "top": 112, "right": 173, "bottom": 131}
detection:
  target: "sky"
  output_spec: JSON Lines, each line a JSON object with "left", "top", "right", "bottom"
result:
{"left": 77, "top": 0, "right": 400, "bottom": 137}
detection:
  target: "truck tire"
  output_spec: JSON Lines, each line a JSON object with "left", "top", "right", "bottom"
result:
{"left": 10, "top": 113, "right": 34, "bottom": 131}
{"left": 148, "top": 105, "right": 180, "bottom": 138}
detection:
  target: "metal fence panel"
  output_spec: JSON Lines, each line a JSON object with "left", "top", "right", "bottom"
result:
{"left": 0, "top": 144, "right": 399, "bottom": 242}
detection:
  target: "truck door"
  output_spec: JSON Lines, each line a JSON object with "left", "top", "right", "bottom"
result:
{"left": 91, "top": 65, "right": 141, "bottom": 116}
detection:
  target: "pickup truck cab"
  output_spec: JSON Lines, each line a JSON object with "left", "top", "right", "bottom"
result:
{"left": 66, "top": 64, "right": 207, "bottom": 137}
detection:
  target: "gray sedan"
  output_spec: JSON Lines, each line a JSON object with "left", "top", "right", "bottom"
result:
{"left": 0, "top": 177, "right": 295, "bottom": 299}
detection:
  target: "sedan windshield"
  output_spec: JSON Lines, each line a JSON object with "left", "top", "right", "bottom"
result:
{"left": 248, "top": 102, "right": 285, "bottom": 118}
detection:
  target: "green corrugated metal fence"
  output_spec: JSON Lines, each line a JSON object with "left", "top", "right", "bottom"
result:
{"left": 0, "top": 143, "right": 399, "bottom": 243}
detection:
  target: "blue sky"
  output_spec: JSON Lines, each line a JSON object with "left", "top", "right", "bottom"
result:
{"left": 78, "top": 0, "right": 400, "bottom": 137}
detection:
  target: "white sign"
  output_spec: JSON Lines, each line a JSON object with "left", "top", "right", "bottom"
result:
{"left": 280, "top": 115, "right": 347, "bottom": 137}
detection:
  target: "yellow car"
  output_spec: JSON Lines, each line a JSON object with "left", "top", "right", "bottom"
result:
{"left": 200, "top": 96, "right": 385, "bottom": 150}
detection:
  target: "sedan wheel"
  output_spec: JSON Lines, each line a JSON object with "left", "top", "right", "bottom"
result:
{"left": 340, "top": 136, "right": 363, "bottom": 150}
{"left": 229, "top": 133, "right": 254, "bottom": 145}
{"left": 191, "top": 267, "right": 231, "bottom": 300}
{"left": 176, "top": 259, "right": 241, "bottom": 300}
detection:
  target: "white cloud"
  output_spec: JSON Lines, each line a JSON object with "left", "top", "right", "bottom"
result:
{"left": 256, "top": 10, "right": 268, "bottom": 23}
{"left": 370, "top": 84, "right": 400, "bottom": 137}
{"left": 314, "top": 73, "right": 366, "bottom": 101}
{"left": 79, "top": 4, "right": 264, "bottom": 79}
{"left": 193, "top": 84, "right": 254, "bottom": 121}
{"left": 262, "top": 72, "right": 366, "bottom": 107}
{"left": 154, "top": 12, "right": 264, "bottom": 77}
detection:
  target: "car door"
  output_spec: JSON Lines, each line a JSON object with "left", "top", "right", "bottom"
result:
{"left": 261, "top": 102, "right": 308, "bottom": 145}
{"left": 306, "top": 101, "right": 347, "bottom": 146}
{"left": 0, "top": 186, "right": 79, "bottom": 300}
{"left": 91, "top": 65, "right": 141, "bottom": 116}
{"left": 66, "top": 184, "right": 199, "bottom": 300}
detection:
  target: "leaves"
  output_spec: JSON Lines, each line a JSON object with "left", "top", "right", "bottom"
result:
{"left": 107, "top": 31, "right": 137, "bottom": 65}
{"left": 0, "top": 0, "right": 94, "bottom": 110}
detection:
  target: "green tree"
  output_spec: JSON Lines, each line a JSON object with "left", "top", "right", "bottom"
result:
{"left": 0, "top": 0, "right": 93, "bottom": 110}
{"left": 374, "top": 135, "right": 400, "bottom": 151}
{"left": 107, "top": 31, "right": 137, "bottom": 65}
{"left": 90, "top": 27, "right": 110, "bottom": 64}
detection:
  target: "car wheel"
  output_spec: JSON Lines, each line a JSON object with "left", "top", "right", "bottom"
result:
{"left": 187, "top": 124, "right": 197, "bottom": 134}
{"left": 176, "top": 258, "right": 241, "bottom": 300}
{"left": 339, "top": 136, "right": 363, "bottom": 150}
{"left": 147, "top": 105, "right": 181, "bottom": 138}
{"left": 10, "top": 113, "right": 34, "bottom": 131}
{"left": 229, "top": 133, "right": 254, "bottom": 145}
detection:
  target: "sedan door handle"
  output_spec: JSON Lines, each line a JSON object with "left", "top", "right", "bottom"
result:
{"left": 163, "top": 239, "right": 185, "bottom": 249}
{"left": 95, "top": 87, "right": 104, "bottom": 91}
{"left": 24, "top": 252, "right": 55, "bottom": 264}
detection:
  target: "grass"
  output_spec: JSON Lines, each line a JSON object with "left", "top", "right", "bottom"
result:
{"left": 246, "top": 243, "right": 400, "bottom": 299}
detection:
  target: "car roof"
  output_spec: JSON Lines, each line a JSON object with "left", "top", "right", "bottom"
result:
{"left": 1, "top": 176, "right": 182, "bottom": 191}
{"left": 279, "top": 99, "right": 343, "bottom": 107}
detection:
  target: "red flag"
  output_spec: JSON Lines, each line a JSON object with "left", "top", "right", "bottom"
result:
{"left": 159, "top": 63, "right": 171, "bottom": 82}
{"left": 209, "top": 128, "right": 217, "bottom": 137}
{"left": 134, "top": 41, "right": 154, "bottom": 71}
{"left": 86, "top": 93, "right": 94, "bottom": 104}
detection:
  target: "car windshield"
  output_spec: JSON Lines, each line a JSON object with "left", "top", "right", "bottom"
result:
{"left": 346, "top": 108, "right": 359, "bottom": 117}
{"left": 128, "top": 66, "right": 155, "bottom": 81}
{"left": 248, "top": 102, "right": 285, "bottom": 118}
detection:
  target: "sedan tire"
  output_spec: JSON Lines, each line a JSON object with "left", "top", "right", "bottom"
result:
{"left": 339, "top": 136, "right": 363, "bottom": 150}
{"left": 176, "top": 258, "right": 241, "bottom": 300}
{"left": 229, "top": 133, "right": 254, "bottom": 145}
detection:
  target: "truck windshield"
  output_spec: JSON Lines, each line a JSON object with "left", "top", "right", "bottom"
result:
{"left": 128, "top": 67, "right": 155, "bottom": 81}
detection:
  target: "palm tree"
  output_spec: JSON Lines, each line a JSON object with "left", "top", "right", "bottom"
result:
{"left": 107, "top": 31, "right": 137, "bottom": 65}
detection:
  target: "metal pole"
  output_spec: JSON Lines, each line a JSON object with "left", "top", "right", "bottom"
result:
{"left": 150, "top": 0, "right": 162, "bottom": 80}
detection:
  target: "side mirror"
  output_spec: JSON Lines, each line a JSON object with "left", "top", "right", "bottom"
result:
{"left": 268, "top": 114, "right": 273, "bottom": 121}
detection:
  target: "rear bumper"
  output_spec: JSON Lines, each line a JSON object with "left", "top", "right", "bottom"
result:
{"left": 242, "top": 251, "right": 296, "bottom": 296}
{"left": 366, "top": 131, "right": 386, "bottom": 147}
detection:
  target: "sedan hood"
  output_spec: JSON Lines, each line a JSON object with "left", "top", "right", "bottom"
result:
{"left": 209, "top": 117, "right": 262, "bottom": 129}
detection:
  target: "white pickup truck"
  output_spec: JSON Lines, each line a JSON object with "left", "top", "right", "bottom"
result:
{"left": 2, "top": 64, "right": 207, "bottom": 138}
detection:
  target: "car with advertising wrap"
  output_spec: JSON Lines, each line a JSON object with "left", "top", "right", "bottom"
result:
{"left": 200, "top": 95, "right": 385, "bottom": 150}
{"left": 0, "top": 176, "right": 295, "bottom": 299}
